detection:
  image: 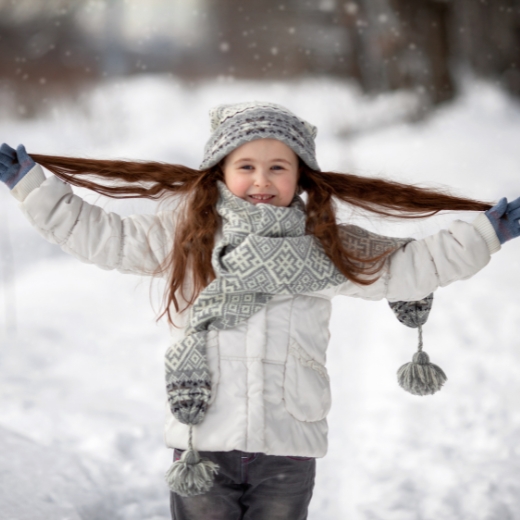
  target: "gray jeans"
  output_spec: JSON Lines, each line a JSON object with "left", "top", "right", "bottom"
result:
{"left": 169, "top": 449, "right": 316, "bottom": 520}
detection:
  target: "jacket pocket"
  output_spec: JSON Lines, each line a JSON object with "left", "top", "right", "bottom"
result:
{"left": 206, "top": 332, "right": 220, "bottom": 405}
{"left": 282, "top": 340, "right": 331, "bottom": 422}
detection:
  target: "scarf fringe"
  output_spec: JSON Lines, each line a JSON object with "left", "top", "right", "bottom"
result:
{"left": 165, "top": 426, "right": 220, "bottom": 497}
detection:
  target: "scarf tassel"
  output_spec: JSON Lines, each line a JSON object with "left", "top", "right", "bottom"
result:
{"left": 389, "top": 294, "right": 447, "bottom": 396}
{"left": 165, "top": 425, "right": 219, "bottom": 497}
{"left": 397, "top": 324, "right": 447, "bottom": 396}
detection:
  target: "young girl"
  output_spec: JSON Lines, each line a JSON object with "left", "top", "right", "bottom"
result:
{"left": 1, "top": 101, "right": 519, "bottom": 520}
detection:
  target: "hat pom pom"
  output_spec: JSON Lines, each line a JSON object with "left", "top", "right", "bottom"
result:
{"left": 165, "top": 447, "right": 219, "bottom": 497}
{"left": 397, "top": 350, "right": 447, "bottom": 396}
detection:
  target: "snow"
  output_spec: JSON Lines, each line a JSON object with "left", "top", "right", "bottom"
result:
{"left": 1, "top": 75, "right": 520, "bottom": 519}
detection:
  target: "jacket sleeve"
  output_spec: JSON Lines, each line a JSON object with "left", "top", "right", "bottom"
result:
{"left": 334, "top": 215, "right": 501, "bottom": 302}
{"left": 11, "top": 164, "right": 175, "bottom": 276}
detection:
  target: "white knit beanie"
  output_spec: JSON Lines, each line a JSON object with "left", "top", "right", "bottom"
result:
{"left": 199, "top": 101, "right": 320, "bottom": 171}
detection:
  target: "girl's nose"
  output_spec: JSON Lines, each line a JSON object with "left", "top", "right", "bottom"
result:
{"left": 254, "top": 169, "right": 270, "bottom": 186}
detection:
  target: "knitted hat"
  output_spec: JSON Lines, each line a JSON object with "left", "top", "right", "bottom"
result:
{"left": 199, "top": 101, "right": 320, "bottom": 171}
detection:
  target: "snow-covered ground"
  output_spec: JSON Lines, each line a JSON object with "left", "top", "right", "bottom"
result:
{"left": 1, "top": 76, "right": 520, "bottom": 519}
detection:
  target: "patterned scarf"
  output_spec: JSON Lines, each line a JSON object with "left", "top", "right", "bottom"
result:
{"left": 164, "top": 182, "right": 410, "bottom": 427}
{"left": 163, "top": 182, "right": 416, "bottom": 496}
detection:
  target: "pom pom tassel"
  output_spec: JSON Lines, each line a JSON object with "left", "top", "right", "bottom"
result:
{"left": 165, "top": 425, "right": 219, "bottom": 497}
{"left": 397, "top": 324, "right": 447, "bottom": 396}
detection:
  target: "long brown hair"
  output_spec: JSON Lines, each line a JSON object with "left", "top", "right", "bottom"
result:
{"left": 31, "top": 153, "right": 492, "bottom": 323}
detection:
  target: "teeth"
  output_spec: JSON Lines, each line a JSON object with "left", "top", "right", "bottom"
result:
{"left": 251, "top": 195, "right": 273, "bottom": 200}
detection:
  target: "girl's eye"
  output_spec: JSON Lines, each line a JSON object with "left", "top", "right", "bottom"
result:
{"left": 271, "top": 165, "right": 285, "bottom": 171}
{"left": 240, "top": 165, "right": 253, "bottom": 170}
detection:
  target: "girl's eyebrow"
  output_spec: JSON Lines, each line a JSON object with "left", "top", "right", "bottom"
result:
{"left": 233, "top": 158, "right": 292, "bottom": 164}
{"left": 271, "top": 158, "right": 292, "bottom": 164}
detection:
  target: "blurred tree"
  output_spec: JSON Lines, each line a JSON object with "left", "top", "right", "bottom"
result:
{"left": 342, "top": 0, "right": 520, "bottom": 102}
{"left": 368, "top": 0, "right": 455, "bottom": 103}
{"left": 0, "top": 1, "right": 95, "bottom": 85}
{"left": 453, "top": 0, "right": 520, "bottom": 95}
{"left": 102, "top": 0, "right": 127, "bottom": 76}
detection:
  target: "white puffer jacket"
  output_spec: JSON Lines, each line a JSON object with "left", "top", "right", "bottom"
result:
{"left": 12, "top": 165, "right": 501, "bottom": 458}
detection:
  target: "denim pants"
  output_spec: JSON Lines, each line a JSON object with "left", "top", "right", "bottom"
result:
{"left": 169, "top": 449, "right": 316, "bottom": 520}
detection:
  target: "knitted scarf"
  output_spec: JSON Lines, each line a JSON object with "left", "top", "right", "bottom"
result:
{"left": 164, "top": 182, "right": 410, "bottom": 426}
{"left": 164, "top": 182, "right": 411, "bottom": 496}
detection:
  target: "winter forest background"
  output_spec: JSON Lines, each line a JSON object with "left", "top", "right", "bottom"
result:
{"left": 1, "top": 1, "right": 520, "bottom": 519}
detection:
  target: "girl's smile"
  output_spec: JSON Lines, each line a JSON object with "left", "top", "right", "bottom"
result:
{"left": 222, "top": 138, "right": 299, "bottom": 207}
{"left": 249, "top": 194, "right": 276, "bottom": 202}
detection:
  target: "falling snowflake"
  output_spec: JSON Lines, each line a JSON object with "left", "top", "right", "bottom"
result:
{"left": 345, "top": 2, "right": 359, "bottom": 15}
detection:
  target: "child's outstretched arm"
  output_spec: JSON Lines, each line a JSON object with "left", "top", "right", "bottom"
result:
{"left": 0, "top": 143, "right": 174, "bottom": 276}
{"left": 334, "top": 202, "right": 517, "bottom": 303}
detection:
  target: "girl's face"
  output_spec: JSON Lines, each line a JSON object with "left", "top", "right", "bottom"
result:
{"left": 223, "top": 139, "right": 299, "bottom": 207}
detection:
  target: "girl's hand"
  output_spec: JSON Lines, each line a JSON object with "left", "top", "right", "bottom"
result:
{"left": 0, "top": 143, "right": 35, "bottom": 189}
{"left": 485, "top": 196, "right": 520, "bottom": 244}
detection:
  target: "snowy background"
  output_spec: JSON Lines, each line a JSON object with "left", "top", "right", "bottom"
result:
{"left": 1, "top": 76, "right": 520, "bottom": 519}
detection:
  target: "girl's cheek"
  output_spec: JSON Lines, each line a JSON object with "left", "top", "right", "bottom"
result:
{"left": 281, "top": 178, "right": 298, "bottom": 198}
{"left": 225, "top": 174, "right": 250, "bottom": 198}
